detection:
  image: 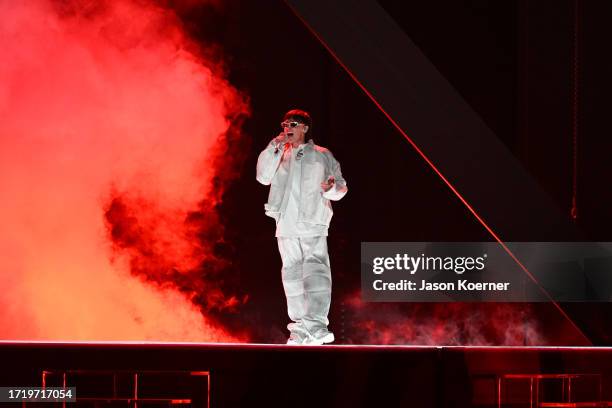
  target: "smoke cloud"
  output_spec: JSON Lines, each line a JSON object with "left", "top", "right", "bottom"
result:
{"left": 0, "top": 0, "right": 249, "bottom": 341}
{"left": 343, "top": 294, "right": 548, "bottom": 345}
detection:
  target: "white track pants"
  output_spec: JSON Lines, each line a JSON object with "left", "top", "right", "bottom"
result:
{"left": 277, "top": 236, "right": 332, "bottom": 336}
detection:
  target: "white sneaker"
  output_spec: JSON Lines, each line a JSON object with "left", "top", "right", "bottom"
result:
{"left": 303, "top": 330, "right": 335, "bottom": 345}
{"left": 286, "top": 332, "right": 304, "bottom": 345}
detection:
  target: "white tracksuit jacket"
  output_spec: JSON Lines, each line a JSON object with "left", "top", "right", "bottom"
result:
{"left": 256, "top": 138, "right": 348, "bottom": 225}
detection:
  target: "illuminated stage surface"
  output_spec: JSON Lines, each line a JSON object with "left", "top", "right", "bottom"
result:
{"left": 1, "top": 342, "right": 612, "bottom": 407}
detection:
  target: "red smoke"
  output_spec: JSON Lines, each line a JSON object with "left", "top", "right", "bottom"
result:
{"left": 344, "top": 294, "right": 556, "bottom": 345}
{"left": 0, "top": 0, "right": 249, "bottom": 341}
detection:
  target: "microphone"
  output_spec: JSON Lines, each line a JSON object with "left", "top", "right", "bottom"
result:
{"left": 273, "top": 133, "right": 289, "bottom": 154}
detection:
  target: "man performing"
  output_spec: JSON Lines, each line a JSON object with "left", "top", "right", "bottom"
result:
{"left": 256, "top": 109, "right": 348, "bottom": 345}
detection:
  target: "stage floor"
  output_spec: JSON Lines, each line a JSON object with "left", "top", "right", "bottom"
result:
{"left": 1, "top": 342, "right": 611, "bottom": 407}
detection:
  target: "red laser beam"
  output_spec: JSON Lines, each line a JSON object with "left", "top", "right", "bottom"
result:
{"left": 283, "top": 1, "right": 592, "bottom": 345}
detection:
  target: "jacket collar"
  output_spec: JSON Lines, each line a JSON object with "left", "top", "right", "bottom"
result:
{"left": 294, "top": 139, "right": 314, "bottom": 154}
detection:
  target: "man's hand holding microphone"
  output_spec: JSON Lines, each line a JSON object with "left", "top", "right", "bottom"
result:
{"left": 272, "top": 131, "right": 291, "bottom": 153}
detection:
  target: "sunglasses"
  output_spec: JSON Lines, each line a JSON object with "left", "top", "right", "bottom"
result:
{"left": 280, "top": 121, "right": 301, "bottom": 129}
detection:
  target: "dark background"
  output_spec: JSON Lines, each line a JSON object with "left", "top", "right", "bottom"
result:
{"left": 172, "top": 0, "right": 612, "bottom": 345}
